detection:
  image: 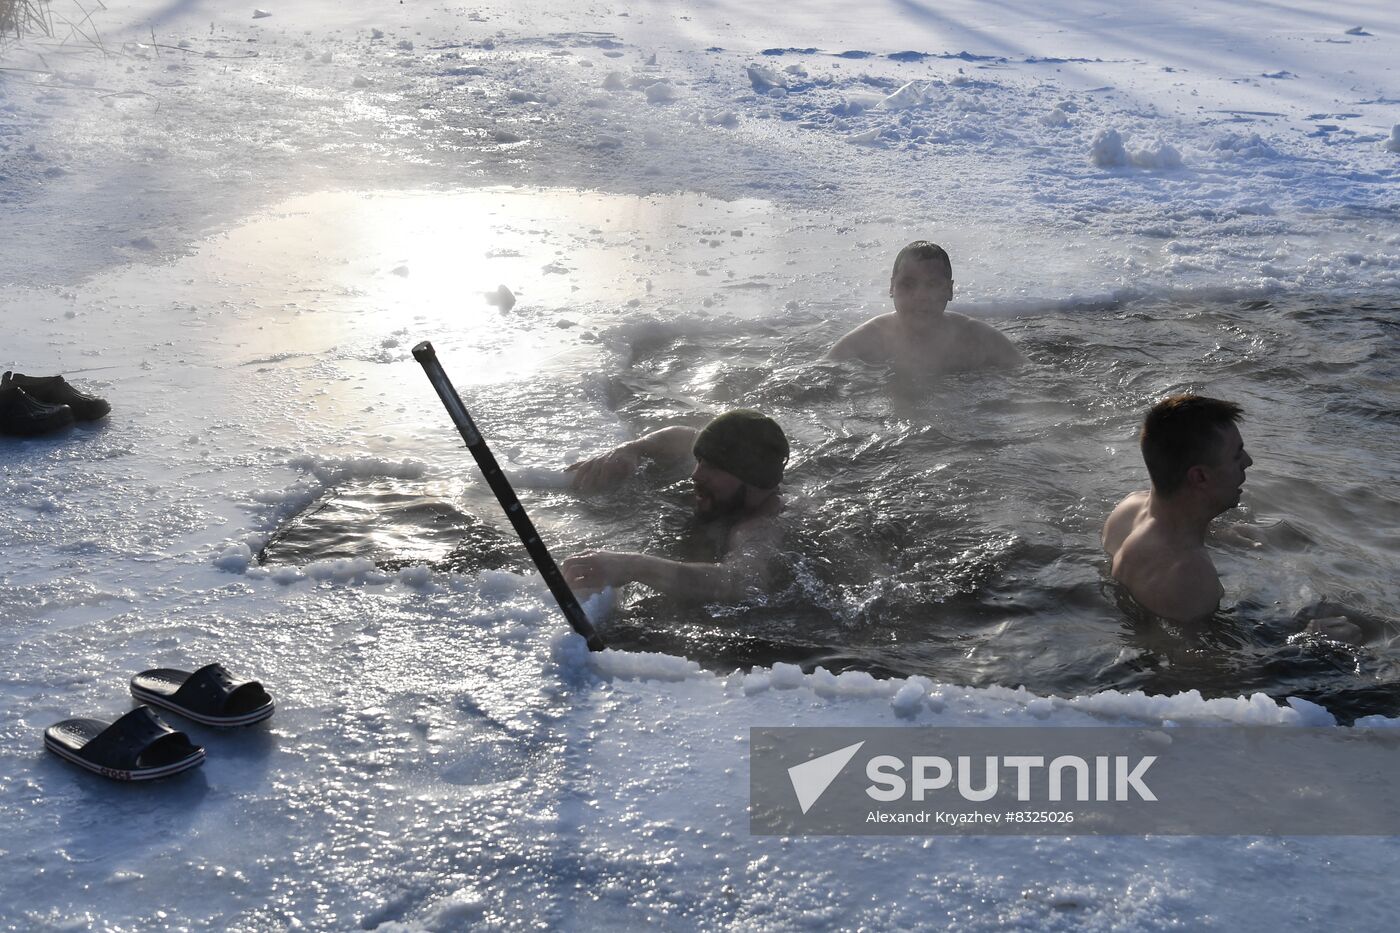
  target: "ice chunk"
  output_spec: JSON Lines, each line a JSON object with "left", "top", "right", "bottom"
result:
{"left": 396, "top": 565, "right": 432, "bottom": 587}
{"left": 288, "top": 454, "right": 426, "bottom": 485}
{"left": 423, "top": 890, "right": 486, "bottom": 926}
{"left": 879, "top": 81, "right": 926, "bottom": 110}
{"left": 1041, "top": 107, "right": 1070, "bottom": 127}
{"left": 1385, "top": 125, "right": 1400, "bottom": 153}
{"left": 745, "top": 64, "right": 786, "bottom": 92}
{"left": 770, "top": 662, "right": 805, "bottom": 689}
{"left": 352, "top": 75, "right": 372, "bottom": 88}
{"left": 303, "top": 557, "right": 380, "bottom": 583}
{"left": 252, "top": 9, "right": 271, "bottom": 19}
{"left": 644, "top": 81, "right": 677, "bottom": 104}
{"left": 891, "top": 678, "right": 928, "bottom": 718}
{"left": 214, "top": 543, "right": 253, "bottom": 572}
{"left": 486, "top": 284, "right": 516, "bottom": 310}
{"left": 580, "top": 587, "right": 618, "bottom": 626}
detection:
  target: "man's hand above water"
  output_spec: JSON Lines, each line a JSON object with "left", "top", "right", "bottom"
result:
{"left": 562, "top": 550, "right": 637, "bottom": 595}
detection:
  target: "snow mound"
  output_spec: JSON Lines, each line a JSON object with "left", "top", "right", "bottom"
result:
{"left": 1091, "top": 128, "right": 1182, "bottom": 169}
{"left": 1385, "top": 125, "right": 1400, "bottom": 153}
{"left": 644, "top": 81, "right": 677, "bottom": 104}
{"left": 1129, "top": 138, "right": 1183, "bottom": 170}
{"left": 1090, "top": 127, "right": 1129, "bottom": 167}
{"left": 1211, "top": 132, "right": 1281, "bottom": 160}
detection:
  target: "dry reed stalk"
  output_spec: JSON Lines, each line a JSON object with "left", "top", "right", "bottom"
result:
{"left": 1, "top": 1, "right": 55, "bottom": 42}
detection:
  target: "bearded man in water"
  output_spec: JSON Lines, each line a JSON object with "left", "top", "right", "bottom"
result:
{"left": 561, "top": 409, "right": 788, "bottom": 603}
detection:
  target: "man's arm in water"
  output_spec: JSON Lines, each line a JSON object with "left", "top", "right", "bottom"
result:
{"left": 562, "top": 517, "right": 779, "bottom": 602}
{"left": 567, "top": 425, "right": 700, "bottom": 493}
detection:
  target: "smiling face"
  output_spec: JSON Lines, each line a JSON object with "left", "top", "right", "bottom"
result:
{"left": 691, "top": 458, "right": 749, "bottom": 520}
{"left": 890, "top": 257, "right": 954, "bottom": 321}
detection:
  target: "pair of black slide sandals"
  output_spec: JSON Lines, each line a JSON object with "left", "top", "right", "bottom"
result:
{"left": 44, "top": 663, "right": 274, "bottom": 781}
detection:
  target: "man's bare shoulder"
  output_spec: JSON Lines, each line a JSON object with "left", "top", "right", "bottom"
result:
{"left": 945, "top": 312, "right": 1025, "bottom": 367}
{"left": 1103, "top": 490, "right": 1150, "bottom": 555}
{"left": 1104, "top": 493, "right": 1222, "bottom": 622}
{"left": 828, "top": 314, "right": 896, "bottom": 361}
{"left": 1130, "top": 550, "right": 1222, "bottom": 623}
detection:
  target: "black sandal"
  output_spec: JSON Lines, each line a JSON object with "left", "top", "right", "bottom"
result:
{"left": 44, "top": 707, "right": 205, "bottom": 781}
{"left": 130, "top": 663, "right": 275, "bottom": 727}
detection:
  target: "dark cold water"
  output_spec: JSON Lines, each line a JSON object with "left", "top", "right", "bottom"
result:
{"left": 263, "top": 296, "right": 1400, "bottom": 723}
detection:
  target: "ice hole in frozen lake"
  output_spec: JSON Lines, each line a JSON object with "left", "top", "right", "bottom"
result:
{"left": 45, "top": 184, "right": 1392, "bottom": 724}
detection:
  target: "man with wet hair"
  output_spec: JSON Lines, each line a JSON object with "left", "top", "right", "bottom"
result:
{"left": 827, "top": 240, "right": 1025, "bottom": 372}
{"left": 561, "top": 409, "right": 789, "bottom": 602}
{"left": 1102, "top": 394, "right": 1253, "bottom": 623}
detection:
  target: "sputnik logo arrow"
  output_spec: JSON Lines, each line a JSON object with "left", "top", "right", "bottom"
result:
{"left": 788, "top": 741, "right": 865, "bottom": 814}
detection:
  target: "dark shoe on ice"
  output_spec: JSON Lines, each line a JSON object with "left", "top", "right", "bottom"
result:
{"left": 130, "top": 663, "right": 275, "bottom": 727}
{"left": 44, "top": 706, "right": 206, "bottom": 781}
{"left": 0, "top": 380, "right": 76, "bottom": 437}
{"left": 2, "top": 371, "right": 111, "bottom": 421}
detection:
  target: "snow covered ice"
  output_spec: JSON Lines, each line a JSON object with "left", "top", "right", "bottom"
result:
{"left": 3, "top": 0, "right": 1400, "bottom": 929}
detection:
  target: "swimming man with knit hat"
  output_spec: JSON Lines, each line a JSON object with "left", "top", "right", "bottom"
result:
{"left": 562, "top": 409, "right": 789, "bottom": 602}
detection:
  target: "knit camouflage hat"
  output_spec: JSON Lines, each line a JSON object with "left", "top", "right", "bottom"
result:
{"left": 692, "top": 409, "right": 789, "bottom": 490}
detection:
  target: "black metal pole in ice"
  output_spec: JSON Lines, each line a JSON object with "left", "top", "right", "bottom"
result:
{"left": 412, "top": 340, "right": 605, "bottom": 652}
